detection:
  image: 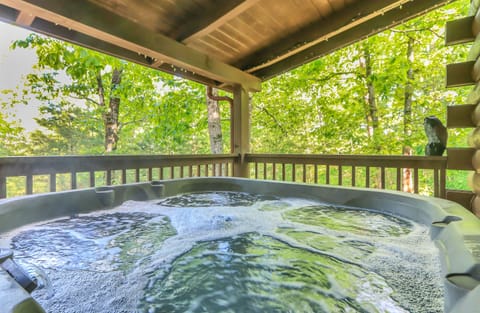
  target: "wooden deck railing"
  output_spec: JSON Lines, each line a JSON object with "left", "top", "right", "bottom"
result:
{"left": 245, "top": 154, "right": 448, "bottom": 198}
{"left": 0, "top": 154, "right": 236, "bottom": 198}
{"left": 0, "top": 154, "right": 448, "bottom": 199}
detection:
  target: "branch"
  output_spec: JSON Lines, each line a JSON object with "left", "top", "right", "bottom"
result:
{"left": 259, "top": 106, "right": 287, "bottom": 135}
{"left": 308, "top": 71, "right": 360, "bottom": 84}
{"left": 67, "top": 93, "right": 101, "bottom": 106}
{"left": 390, "top": 27, "right": 443, "bottom": 40}
{"left": 118, "top": 118, "right": 148, "bottom": 131}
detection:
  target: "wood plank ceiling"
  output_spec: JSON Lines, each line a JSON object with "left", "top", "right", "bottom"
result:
{"left": 0, "top": 0, "right": 454, "bottom": 91}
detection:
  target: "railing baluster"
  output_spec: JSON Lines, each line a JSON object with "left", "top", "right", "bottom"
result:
{"left": 180, "top": 165, "right": 184, "bottom": 178}
{"left": 148, "top": 168, "right": 153, "bottom": 181}
{"left": 106, "top": 170, "right": 112, "bottom": 185}
{"left": 338, "top": 166, "right": 343, "bottom": 186}
{"left": 396, "top": 168, "right": 401, "bottom": 191}
{"left": 282, "top": 163, "right": 286, "bottom": 181}
{"left": 50, "top": 173, "right": 57, "bottom": 192}
{"left": 352, "top": 166, "right": 356, "bottom": 187}
{"left": 219, "top": 163, "right": 223, "bottom": 176}
{"left": 189, "top": 165, "right": 193, "bottom": 177}
{"left": 303, "top": 164, "right": 306, "bottom": 183}
{"left": 365, "top": 167, "right": 370, "bottom": 188}
{"left": 255, "top": 162, "right": 258, "bottom": 179}
{"left": 434, "top": 169, "right": 439, "bottom": 197}
{"left": 26, "top": 175, "right": 33, "bottom": 195}
{"left": 380, "top": 167, "right": 385, "bottom": 189}
{"left": 292, "top": 163, "right": 296, "bottom": 182}
{"left": 160, "top": 167, "right": 164, "bottom": 180}
{"left": 170, "top": 166, "right": 174, "bottom": 179}
{"left": 89, "top": 171, "right": 95, "bottom": 187}
{"left": 263, "top": 162, "right": 267, "bottom": 179}
{"left": 135, "top": 168, "right": 140, "bottom": 182}
{"left": 314, "top": 165, "right": 318, "bottom": 184}
{"left": 440, "top": 168, "right": 446, "bottom": 198}
{"left": 414, "top": 168, "right": 419, "bottom": 194}
{"left": 121, "top": 169, "right": 126, "bottom": 184}
{"left": 326, "top": 165, "right": 330, "bottom": 184}
{"left": 0, "top": 176, "right": 5, "bottom": 198}
{"left": 71, "top": 172, "right": 77, "bottom": 190}
{"left": 272, "top": 163, "right": 276, "bottom": 180}
{"left": 205, "top": 164, "right": 209, "bottom": 177}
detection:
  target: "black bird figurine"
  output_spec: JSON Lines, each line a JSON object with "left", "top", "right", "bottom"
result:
{"left": 424, "top": 116, "right": 447, "bottom": 156}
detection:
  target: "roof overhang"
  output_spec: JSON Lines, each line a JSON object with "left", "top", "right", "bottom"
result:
{"left": 0, "top": 0, "right": 454, "bottom": 92}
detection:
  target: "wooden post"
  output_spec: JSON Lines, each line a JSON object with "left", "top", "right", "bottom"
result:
{"left": 232, "top": 85, "right": 250, "bottom": 177}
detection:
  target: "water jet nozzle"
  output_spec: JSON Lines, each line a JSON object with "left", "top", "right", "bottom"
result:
{"left": 0, "top": 248, "right": 38, "bottom": 293}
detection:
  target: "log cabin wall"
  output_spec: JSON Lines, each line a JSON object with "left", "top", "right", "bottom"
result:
{"left": 445, "top": 0, "right": 480, "bottom": 215}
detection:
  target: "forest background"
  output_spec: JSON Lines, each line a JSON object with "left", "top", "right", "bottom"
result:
{"left": 0, "top": 0, "right": 473, "bottom": 192}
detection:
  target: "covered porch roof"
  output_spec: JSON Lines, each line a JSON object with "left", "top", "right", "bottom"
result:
{"left": 0, "top": 0, "right": 452, "bottom": 92}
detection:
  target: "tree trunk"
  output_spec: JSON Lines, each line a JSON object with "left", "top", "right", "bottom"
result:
{"left": 404, "top": 36, "right": 414, "bottom": 146}
{"left": 104, "top": 68, "right": 122, "bottom": 153}
{"left": 361, "top": 44, "right": 382, "bottom": 188}
{"left": 362, "top": 44, "right": 381, "bottom": 154}
{"left": 206, "top": 87, "right": 224, "bottom": 154}
{"left": 402, "top": 36, "right": 414, "bottom": 193}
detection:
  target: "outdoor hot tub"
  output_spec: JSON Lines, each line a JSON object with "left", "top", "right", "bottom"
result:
{"left": 1, "top": 177, "right": 479, "bottom": 313}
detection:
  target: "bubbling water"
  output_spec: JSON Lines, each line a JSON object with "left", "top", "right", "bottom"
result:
{"left": 5, "top": 191, "right": 443, "bottom": 313}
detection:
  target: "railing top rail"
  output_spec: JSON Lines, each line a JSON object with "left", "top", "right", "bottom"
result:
{"left": 0, "top": 154, "right": 237, "bottom": 162}
{"left": 0, "top": 154, "right": 238, "bottom": 176}
{"left": 245, "top": 153, "right": 447, "bottom": 169}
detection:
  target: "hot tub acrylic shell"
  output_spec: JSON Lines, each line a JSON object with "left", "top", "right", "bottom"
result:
{"left": 0, "top": 177, "right": 479, "bottom": 313}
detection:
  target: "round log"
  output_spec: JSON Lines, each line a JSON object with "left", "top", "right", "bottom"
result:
{"left": 473, "top": 57, "right": 480, "bottom": 82}
{"left": 472, "top": 103, "right": 480, "bottom": 126}
{"left": 472, "top": 150, "right": 480, "bottom": 171}
{"left": 474, "top": 7, "right": 480, "bottom": 35}
{"left": 468, "top": 171, "right": 480, "bottom": 193}
{"left": 471, "top": 195, "right": 480, "bottom": 217}
{"left": 471, "top": 0, "right": 480, "bottom": 17}
{"left": 467, "top": 127, "right": 480, "bottom": 148}
{"left": 468, "top": 33, "right": 480, "bottom": 61}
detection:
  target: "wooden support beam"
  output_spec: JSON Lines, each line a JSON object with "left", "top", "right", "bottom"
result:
{"left": 15, "top": 10, "right": 34, "bottom": 26}
{"left": 27, "top": 18, "right": 227, "bottom": 90}
{"left": 232, "top": 85, "right": 250, "bottom": 177}
{"left": 446, "top": 61, "right": 475, "bottom": 87}
{"left": 446, "top": 189, "right": 474, "bottom": 210}
{"left": 237, "top": 0, "right": 412, "bottom": 72}
{"left": 445, "top": 16, "right": 475, "bottom": 46}
{"left": 0, "top": 0, "right": 261, "bottom": 91}
{"left": 175, "top": 0, "right": 259, "bottom": 42}
{"left": 447, "top": 148, "right": 475, "bottom": 170}
{"left": 151, "top": 59, "right": 164, "bottom": 68}
{"left": 248, "top": 0, "right": 452, "bottom": 80}
{"left": 447, "top": 105, "right": 476, "bottom": 128}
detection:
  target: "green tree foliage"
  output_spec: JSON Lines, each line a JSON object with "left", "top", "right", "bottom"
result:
{"left": 251, "top": 0, "right": 470, "bottom": 156}
{"left": 0, "top": 110, "right": 25, "bottom": 155}
{"left": 6, "top": 34, "right": 211, "bottom": 155}
{"left": 0, "top": 91, "right": 26, "bottom": 155}
{"left": 28, "top": 101, "right": 103, "bottom": 155}
{"left": 0, "top": 0, "right": 472, "bottom": 162}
